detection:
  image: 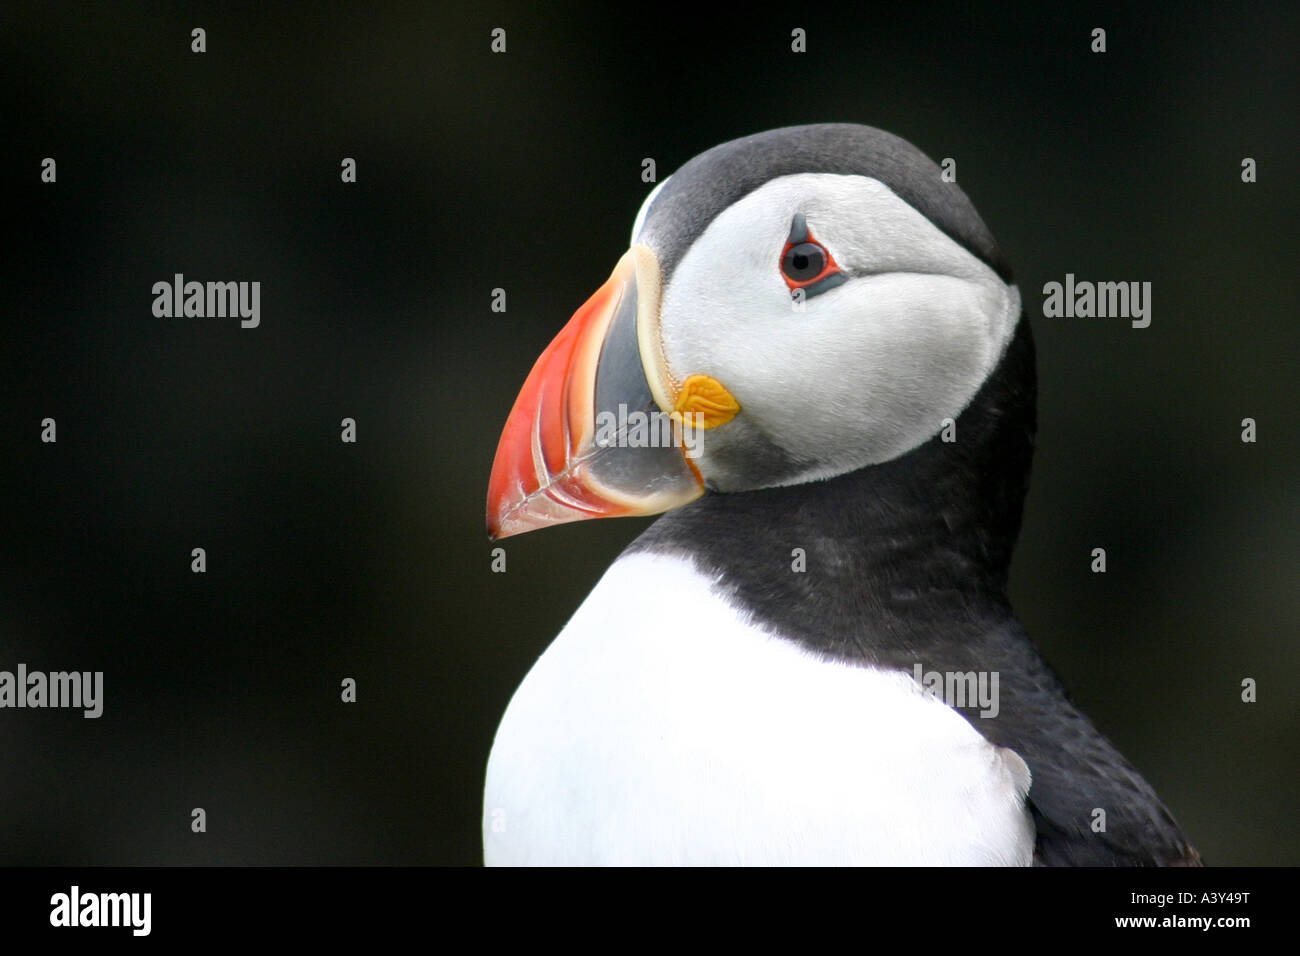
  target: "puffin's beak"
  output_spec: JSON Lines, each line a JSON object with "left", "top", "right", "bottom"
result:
{"left": 487, "top": 246, "right": 730, "bottom": 539}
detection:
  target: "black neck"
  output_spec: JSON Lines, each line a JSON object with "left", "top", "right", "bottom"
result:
{"left": 631, "top": 314, "right": 1037, "bottom": 661}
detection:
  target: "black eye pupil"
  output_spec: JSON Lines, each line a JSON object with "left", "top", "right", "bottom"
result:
{"left": 783, "top": 242, "right": 825, "bottom": 281}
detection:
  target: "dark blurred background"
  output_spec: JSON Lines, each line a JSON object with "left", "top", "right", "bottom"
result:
{"left": 1, "top": 3, "right": 1296, "bottom": 865}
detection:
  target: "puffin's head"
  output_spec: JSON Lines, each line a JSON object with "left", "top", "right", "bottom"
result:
{"left": 487, "top": 124, "right": 1022, "bottom": 539}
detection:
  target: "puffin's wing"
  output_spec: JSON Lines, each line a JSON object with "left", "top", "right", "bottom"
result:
{"left": 972, "top": 626, "right": 1202, "bottom": 866}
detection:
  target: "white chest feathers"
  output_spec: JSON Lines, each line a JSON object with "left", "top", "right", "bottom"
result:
{"left": 483, "top": 551, "right": 1034, "bottom": 866}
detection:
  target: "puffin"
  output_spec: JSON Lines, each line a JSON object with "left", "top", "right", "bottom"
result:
{"left": 482, "top": 123, "right": 1200, "bottom": 866}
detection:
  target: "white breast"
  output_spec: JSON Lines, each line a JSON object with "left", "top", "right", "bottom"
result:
{"left": 483, "top": 551, "right": 1035, "bottom": 866}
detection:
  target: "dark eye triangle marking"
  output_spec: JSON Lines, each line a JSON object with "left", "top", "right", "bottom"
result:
{"left": 788, "top": 212, "right": 810, "bottom": 244}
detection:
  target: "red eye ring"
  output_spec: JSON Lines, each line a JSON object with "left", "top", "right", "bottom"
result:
{"left": 779, "top": 217, "right": 843, "bottom": 294}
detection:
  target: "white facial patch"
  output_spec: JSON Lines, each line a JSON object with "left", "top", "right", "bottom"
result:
{"left": 655, "top": 173, "right": 1021, "bottom": 489}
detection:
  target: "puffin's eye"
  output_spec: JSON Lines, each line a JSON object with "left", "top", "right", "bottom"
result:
{"left": 782, "top": 242, "right": 827, "bottom": 282}
{"left": 779, "top": 213, "right": 846, "bottom": 299}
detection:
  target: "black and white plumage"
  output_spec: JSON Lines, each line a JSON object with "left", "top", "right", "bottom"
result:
{"left": 483, "top": 124, "right": 1199, "bottom": 866}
